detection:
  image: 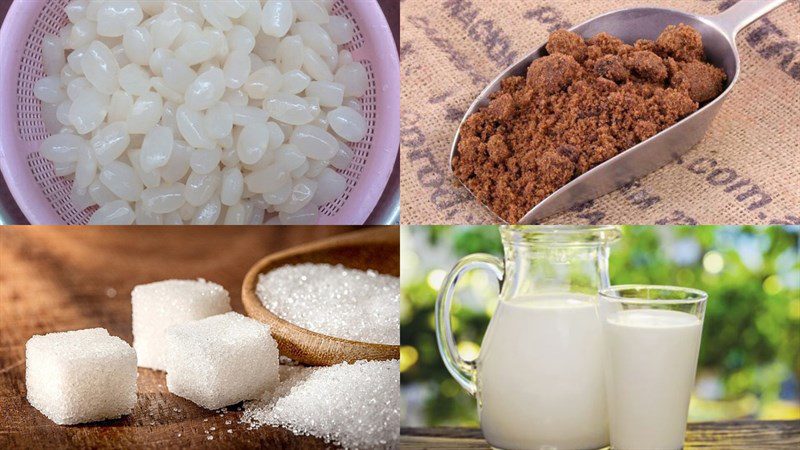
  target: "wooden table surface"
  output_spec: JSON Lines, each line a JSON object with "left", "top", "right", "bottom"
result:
{"left": 401, "top": 422, "right": 800, "bottom": 449}
{"left": 0, "top": 226, "right": 368, "bottom": 449}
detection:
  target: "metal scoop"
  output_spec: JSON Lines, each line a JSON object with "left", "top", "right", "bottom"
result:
{"left": 450, "top": 0, "right": 788, "bottom": 224}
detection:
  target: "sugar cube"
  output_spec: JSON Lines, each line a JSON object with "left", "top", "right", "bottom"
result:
{"left": 166, "top": 312, "right": 279, "bottom": 410}
{"left": 26, "top": 328, "right": 137, "bottom": 425}
{"left": 132, "top": 279, "right": 231, "bottom": 371}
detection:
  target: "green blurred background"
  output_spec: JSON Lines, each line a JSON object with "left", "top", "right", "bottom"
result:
{"left": 400, "top": 226, "right": 800, "bottom": 427}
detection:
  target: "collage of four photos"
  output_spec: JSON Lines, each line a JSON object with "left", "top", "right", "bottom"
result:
{"left": 0, "top": 0, "right": 798, "bottom": 449}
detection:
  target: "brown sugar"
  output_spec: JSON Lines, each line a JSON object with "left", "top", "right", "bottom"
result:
{"left": 671, "top": 60, "right": 728, "bottom": 103}
{"left": 656, "top": 24, "right": 705, "bottom": 61}
{"left": 545, "top": 29, "right": 588, "bottom": 63}
{"left": 452, "top": 24, "right": 727, "bottom": 223}
{"left": 526, "top": 54, "right": 583, "bottom": 94}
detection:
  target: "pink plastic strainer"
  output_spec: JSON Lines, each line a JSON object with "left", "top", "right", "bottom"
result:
{"left": 0, "top": 0, "right": 399, "bottom": 225}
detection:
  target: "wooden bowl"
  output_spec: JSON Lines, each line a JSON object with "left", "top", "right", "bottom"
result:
{"left": 242, "top": 227, "right": 400, "bottom": 366}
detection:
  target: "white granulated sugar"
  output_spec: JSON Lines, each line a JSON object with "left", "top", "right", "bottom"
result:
{"left": 242, "top": 360, "right": 400, "bottom": 450}
{"left": 25, "top": 328, "right": 137, "bottom": 425}
{"left": 256, "top": 264, "right": 399, "bottom": 345}
{"left": 132, "top": 278, "right": 231, "bottom": 371}
{"left": 36, "top": 0, "right": 367, "bottom": 225}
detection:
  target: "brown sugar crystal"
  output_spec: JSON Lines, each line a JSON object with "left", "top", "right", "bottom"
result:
{"left": 452, "top": 24, "right": 727, "bottom": 223}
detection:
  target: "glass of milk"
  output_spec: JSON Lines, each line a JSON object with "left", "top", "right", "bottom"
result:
{"left": 598, "top": 285, "right": 708, "bottom": 450}
{"left": 436, "top": 226, "right": 620, "bottom": 450}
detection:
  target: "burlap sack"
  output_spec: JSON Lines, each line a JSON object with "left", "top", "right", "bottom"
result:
{"left": 400, "top": 0, "right": 800, "bottom": 225}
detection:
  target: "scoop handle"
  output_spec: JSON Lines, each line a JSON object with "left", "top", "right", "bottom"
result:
{"left": 434, "top": 253, "right": 503, "bottom": 396}
{"left": 710, "top": 0, "right": 788, "bottom": 38}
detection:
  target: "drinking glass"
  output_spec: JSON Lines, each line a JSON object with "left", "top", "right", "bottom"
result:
{"left": 598, "top": 285, "right": 708, "bottom": 450}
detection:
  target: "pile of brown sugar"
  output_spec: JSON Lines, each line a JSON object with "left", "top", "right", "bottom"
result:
{"left": 452, "top": 24, "right": 727, "bottom": 223}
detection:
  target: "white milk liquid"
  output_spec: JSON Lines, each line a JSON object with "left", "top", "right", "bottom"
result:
{"left": 603, "top": 309, "right": 702, "bottom": 450}
{"left": 476, "top": 294, "right": 608, "bottom": 450}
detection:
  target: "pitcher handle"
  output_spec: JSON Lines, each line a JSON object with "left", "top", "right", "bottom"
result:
{"left": 435, "top": 253, "right": 504, "bottom": 396}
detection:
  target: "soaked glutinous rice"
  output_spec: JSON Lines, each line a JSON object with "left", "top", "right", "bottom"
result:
{"left": 256, "top": 263, "right": 399, "bottom": 345}
{"left": 35, "top": 0, "right": 370, "bottom": 225}
{"left": 242, "top": 360, "right": 400, "bottom": 449}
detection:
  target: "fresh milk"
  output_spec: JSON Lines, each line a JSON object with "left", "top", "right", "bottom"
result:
{"left": 476, "top": 294, "right": 608, "bottom": 450}
{"left": 603, "top": 309, "right": 703, "bottom": 450}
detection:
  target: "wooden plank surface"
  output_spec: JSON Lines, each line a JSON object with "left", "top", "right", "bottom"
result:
{"left": 0, "top": 226, "right": 366, "bottom": 449}
{"left": 401, "top": 421, "right": 800, "bottom": 449}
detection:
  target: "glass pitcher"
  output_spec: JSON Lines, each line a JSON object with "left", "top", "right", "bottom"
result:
{"left": 435, "top": 226, "right": 621, "bottom": 450}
